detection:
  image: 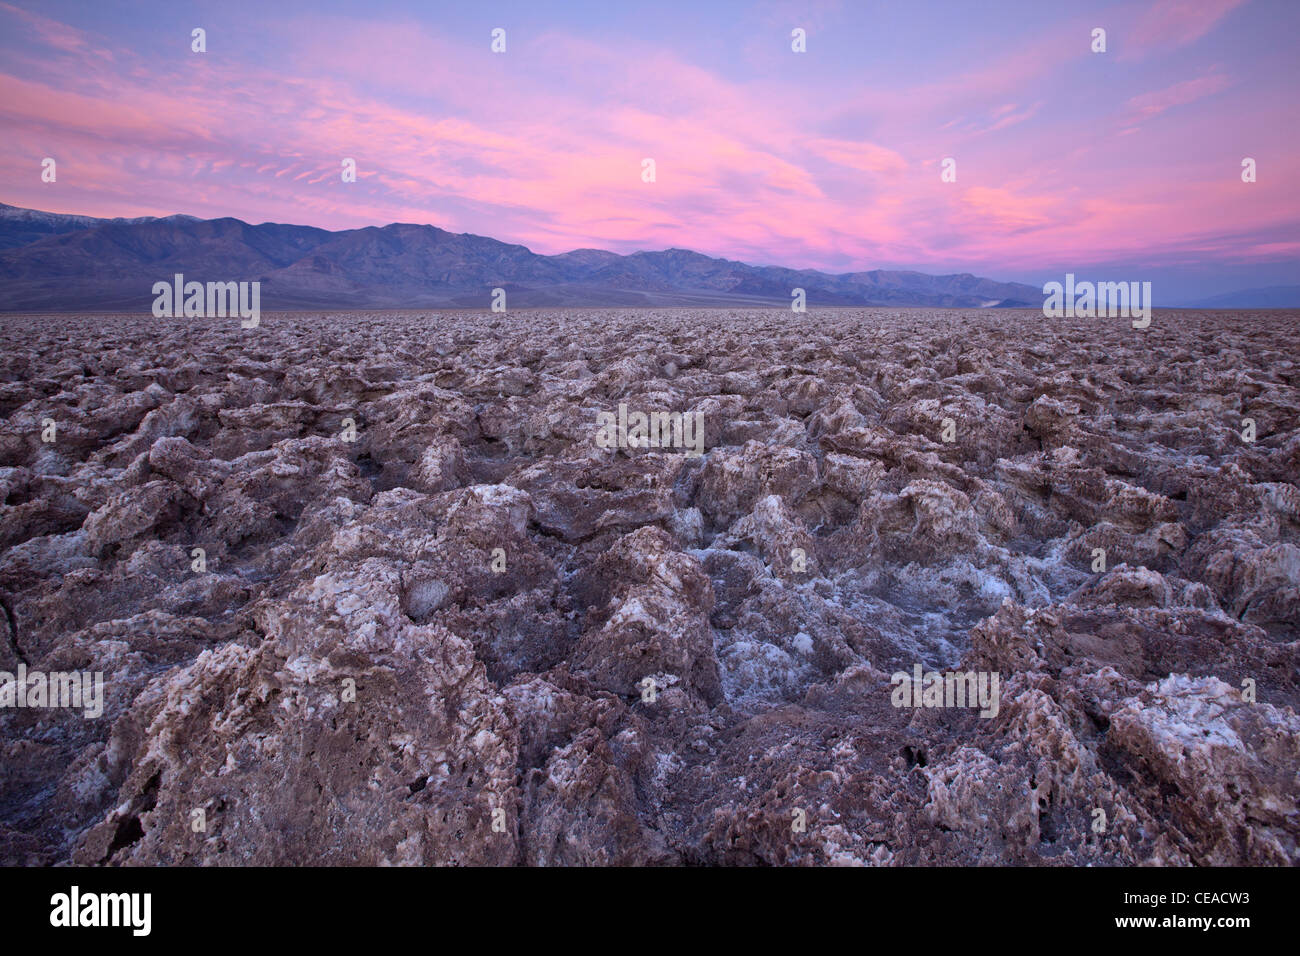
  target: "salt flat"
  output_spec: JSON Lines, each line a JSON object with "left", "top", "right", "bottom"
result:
{"left": 1, "top": 308, "right": 1297, "bottom": 865}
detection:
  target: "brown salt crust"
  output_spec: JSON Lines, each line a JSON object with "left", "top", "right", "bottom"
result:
{"left": 0, "top": 307, "right": 1295, "bottom": 865}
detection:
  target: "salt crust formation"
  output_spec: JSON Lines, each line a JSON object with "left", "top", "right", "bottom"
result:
{"left": 0, "top": 308, "right": 1296, "bottom": 865}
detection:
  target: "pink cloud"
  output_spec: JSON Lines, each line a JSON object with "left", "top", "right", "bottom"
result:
{"left": 1121, "top": 70, "right": 1232, "bottom": 127}
{"left": 806, "top": 140, "right": 908, "bottom": 175}
{"left": 958, "top": 186, "right": 1061, "bottom": 234}
{"left": 1126, "top": 0, "right": 1248, "bottom": 55}
{"left": 0, "top": 1, "right": 95, "bottom": 55}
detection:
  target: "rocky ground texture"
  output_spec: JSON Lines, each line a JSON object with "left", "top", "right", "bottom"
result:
{"left": 1, "top": 308, "right": 1297, "bottom": 866}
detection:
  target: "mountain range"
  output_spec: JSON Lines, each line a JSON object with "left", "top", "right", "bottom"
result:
{"left": 0, "top": 202, "right": 1046, "bottom": 312}
{"left": 2, "top": 201, "right": 1292, "bottom": 311}
{"left": 1182, "top": 285, "right": 1300, "bottom": 309}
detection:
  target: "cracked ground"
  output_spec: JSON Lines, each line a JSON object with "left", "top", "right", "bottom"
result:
{"left": 1, "top": 307, "right": 1297, "bottom": 865}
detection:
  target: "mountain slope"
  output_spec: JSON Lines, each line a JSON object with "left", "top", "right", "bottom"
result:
{"left": 0, "top": 201, "right": 195, "bottom": 250}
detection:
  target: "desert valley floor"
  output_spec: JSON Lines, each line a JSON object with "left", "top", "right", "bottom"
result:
{"left": 0, "top": 307, "right": 1297, "bottom": 865}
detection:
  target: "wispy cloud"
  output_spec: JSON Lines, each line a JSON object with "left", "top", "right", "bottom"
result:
{"left": 1120, "top": 69, "right": 1233, "bottom": 129}
{"left": 1124, "top": 0, "right": 1249, "bottom": 57}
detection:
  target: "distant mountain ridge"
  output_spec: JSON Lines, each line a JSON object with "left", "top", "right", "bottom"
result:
{"left": 1184, "top": 285, "right": 1300, "bottom": 309}
{"left": 0, "top": 200, "right": 1046, "bottom": 311}
{"left": 0, "top": 201, "right": 199, "bottom": 251}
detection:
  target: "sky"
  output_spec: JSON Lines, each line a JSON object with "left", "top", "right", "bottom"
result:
{"left": 0, "top": 0, "right": 1296, "bottom": 300}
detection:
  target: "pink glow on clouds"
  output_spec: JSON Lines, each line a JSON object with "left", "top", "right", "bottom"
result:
{"left": 1125, "top": 0, "right": 1250, "bottom": 55}
{"left": 1121, "top": 70, "right": 1233, "bottom": 127}
{"left": 0, "top": 0, "right": 1294, "bottom": 281}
